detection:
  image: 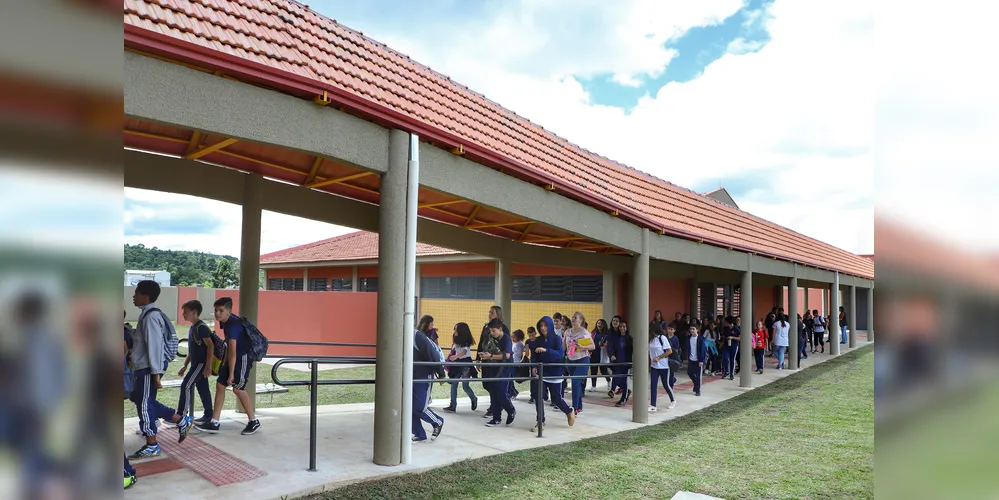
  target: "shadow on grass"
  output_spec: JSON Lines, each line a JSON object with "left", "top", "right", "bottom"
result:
{"left": 320, "top": 345, "right": 874, "bottom": 500}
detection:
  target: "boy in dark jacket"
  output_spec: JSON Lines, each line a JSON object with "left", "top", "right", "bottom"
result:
{"left": 412, "top": 324, "right": 445, "bottom": 442}
{"left": 531, "top": 316, "right": 575, "bottom": 431}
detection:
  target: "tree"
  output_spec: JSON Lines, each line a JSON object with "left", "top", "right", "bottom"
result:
{"left": 210, "top": 259, "right": 239, "bottom": 289}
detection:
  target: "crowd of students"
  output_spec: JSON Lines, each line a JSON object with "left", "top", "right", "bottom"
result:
{"left": 123, "top": 280, "right": 260, "bottom": 490}
{"left": 123, "top": 289, "right": 848, "bottom": 485}
{"left": 413, "top": 304, "right": 849, "bottom": 442}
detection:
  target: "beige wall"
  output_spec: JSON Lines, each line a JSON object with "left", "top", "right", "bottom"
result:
{"left": 124, "top": 285, "right": 179, "bottom": 322}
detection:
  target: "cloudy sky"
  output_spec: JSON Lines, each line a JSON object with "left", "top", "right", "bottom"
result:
{"left": 123, "top": 0, "right": 998, "bottom": 259}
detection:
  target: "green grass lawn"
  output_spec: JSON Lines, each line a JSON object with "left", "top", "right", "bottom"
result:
{"left": 314, "top": 346, "right": 875, "bottom": 500}
{"left": 123, "top": 359, "right": 493, "bottom": 419}
{"left": 875, "top": 376, "right": 999, "bottom": 499}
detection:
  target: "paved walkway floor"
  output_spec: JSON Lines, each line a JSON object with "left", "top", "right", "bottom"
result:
{"left": 124, "top": 337, "right": 869, "bottom": 499}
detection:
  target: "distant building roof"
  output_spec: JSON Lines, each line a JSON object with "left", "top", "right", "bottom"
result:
{"left": 702, "top": 188, "right": 740, "bottom": 210}
{"left": 260, "top": 231, "right": 462, "bottom": 265}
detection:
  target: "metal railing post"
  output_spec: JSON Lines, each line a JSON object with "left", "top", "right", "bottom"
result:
{"left": 309, "top": 359, "right": 318, "bottom": 472}
{"left": 535, "top": 361, "right": 544, "bottom": 438}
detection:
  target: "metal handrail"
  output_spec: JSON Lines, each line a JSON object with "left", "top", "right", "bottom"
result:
{"left": 270, "top": 354, "right": 635, "bottom": 471}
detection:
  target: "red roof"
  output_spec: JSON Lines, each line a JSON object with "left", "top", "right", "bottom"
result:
{"left": 123, "top": 0, "right": 874, "bottom": 279}
{"left": 260, "top": 231, "right": 461, "bottom": 265}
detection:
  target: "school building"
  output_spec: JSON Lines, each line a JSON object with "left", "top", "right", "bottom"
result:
{"left": 260, "top": 230, "right": 864, "bottom": 342}
{"left": 121, "top": 0, "right": 874, "bottom": 469}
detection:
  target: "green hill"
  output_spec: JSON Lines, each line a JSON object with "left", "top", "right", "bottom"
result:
{"left": 124, "top": 244, "right": 251, "bottom": 288}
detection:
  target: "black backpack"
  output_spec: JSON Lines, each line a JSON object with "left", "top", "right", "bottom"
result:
{"left": 659, "top": 336, "right": 682, "bottom": 370}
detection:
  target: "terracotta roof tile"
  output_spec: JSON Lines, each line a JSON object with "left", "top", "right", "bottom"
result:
{"left": 259, "top": 231, "right": 461, "bottom": 265}
{"left": 125, "top": 0, "right": 873, "bottom": 278}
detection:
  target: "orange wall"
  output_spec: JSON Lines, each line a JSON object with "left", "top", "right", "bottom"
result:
{"left": 649, "top": 278, "right": 689, "bottom": 323}
{"left": 176, "top": 286, "right": 197, "bottom": 325}
{"left": 307, "top": 266, "right": 354, "bottom": 279}
{"left": 213, "top": 289, "right": 378, "bottom": 357}
{"left": 267, "top": 268, "right": 305, "bottom": 279}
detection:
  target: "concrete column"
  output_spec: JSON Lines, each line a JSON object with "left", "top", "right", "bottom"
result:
{"left": 830, "top": 273, "right": 841, "bottom": 355}
{"left": 803, "top": 286, "right": 809, "bottom": 312}
{"left": 496, "top": 258, "right": 513, "bottom": 322}
{"left": 302, "top": 267, "right": 309, "bottom": 289}
{"left": 602, "top": 270, "right": 617, "bottom": 321}
{"left": 630, "top": 229, "right": 651, "bottom": 423}
{"left": 822, "top": 288, "right": 828, "bottom": 316}
{"left": 867, "top": 284, "right": 875, "bottom": 342}
{"left": 688, "top": 276, "right": 699, "bottom": 320}
{"left": 237, "top": 173, "right": 262, "bottom": 412}
{"left": 708, "top": 283, "right": 716, "bottom": 317}
{"left": 373, "top": 129, "right": 410, "bottom": 466}
{"left": 739, "top": 268, "right": 753, "bottom": 387}
{"left": 351, "top": 265, "right": 359, "bottom": 292}
{"left": 788, "top": 275, "right": 799, "bottom": 370}
{"left": 848, "top": 285, "right": 857, "bottom": 347}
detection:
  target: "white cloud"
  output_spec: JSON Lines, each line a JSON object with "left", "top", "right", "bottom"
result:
{"left": 124, "top": 188, "right": 355, "bottom": 258}
{"left": 726, "top": 37, "right": 764, "bottom": 54}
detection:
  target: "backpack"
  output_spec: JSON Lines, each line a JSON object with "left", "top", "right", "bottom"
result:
{"left": 142, "top": 307, "right": 179, "bottom": 368}
{"left": 238, "top": 317, "right": 269, "bottom": 362}
{"left": 124, "top": 324, "right": 134, "bottom": 400}
{"left": 192, "top": 320, "right": 227, "bottom": 375}
{"left": 661, "top": 336, "right": 682, "bottom": 370}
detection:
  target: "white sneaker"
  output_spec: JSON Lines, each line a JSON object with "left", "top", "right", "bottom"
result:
{"left": 648, "top": 406, "right": 657, "bottom": 413}
{"left": 588, "top": 387, "right": 597, "bottom": 392}
{"left": 667, "top": 401, "right": 677, "bottom": 409}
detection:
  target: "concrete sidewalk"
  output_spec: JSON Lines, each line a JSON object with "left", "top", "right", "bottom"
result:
{"left": 124, "top": 337, "right": 870, "bottom": 500}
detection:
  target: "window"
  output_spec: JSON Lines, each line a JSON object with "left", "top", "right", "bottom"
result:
{"left": 420, "top": 276, "right": 495, "bottom": 300}
{"left": 268, "top": 278, "right": 304, "bottom": 291}
{"left": 359, "top": 277, "right": 378, "bottom": 293}
{"left": 308, "top": 278, "right": 328, "bottom": 291}
{"left": 511, "top": 276, "right": 602, "bottom": 302}
{"left": 331, "top": 278, "right": 353, "bottom": 292}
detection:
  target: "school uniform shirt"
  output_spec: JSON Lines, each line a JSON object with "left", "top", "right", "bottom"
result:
{"left": 648, "top": 335, "right": 671, "bottom": 370}
{"left": 188, "top": 321, "right": 212, "bottom": 364}
{"left": 773, "top": 321, "right": 790, "bottom": 347}
{"left": 813, "top": 315, "right": 826, "bottom": 333}
{"left": 688, "top": 335, "right": 699, "bottom": 362}
{"left": 667, "top": 335, "right": 682, "bottom": 361}
{"left": 512, "top": 341, "right": 526, "bottom": 363}
{"left": 482, "top": 333, "right": 513, "bottom": 378}
{"left": 564, "top": 327, "right": 593, "bottom": 361}
{"left": 220, "top": 314, "right": 251, "bottom": 356}
{"left": 590, "top": 330, "right": 606, "bottom": 363}
{"left": 752, "top": 329, "right": 767, "bottom": 349}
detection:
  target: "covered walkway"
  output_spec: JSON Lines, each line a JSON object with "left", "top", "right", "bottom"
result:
{"left": 123, "top": 0, "right": 874, "bottom": 473}
{"left": 124, "top": 339, "right": 870, "bottom": 499}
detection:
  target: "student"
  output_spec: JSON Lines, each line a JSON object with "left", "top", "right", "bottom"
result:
{"left": 558, "top": 315, "right": 572, "bottom": 399}
{"left": 812, "top": 309, "right": 826, "bottom": 353}
{"left": 839, "top": 306, "right": 848, "bottom": 344}
{"left": 531, "top": 316, "right": 575, "bottom": 430}
{"left": 197, "top": 297, "right": 259, "bottom": 435}
{"left": 652, "top": 310, "right": 668, "bottom": 332}
{"left": 127, "top": 280, "right": 193, "bottom": 459}
{"left": 721, "top": 317, "right": 739, "bottom": 380}
{"left": 565, "top": 312, "right": 594, "bottom": 415}
{"left": 412, "top": 315, "right": 445, "bottom": 442}
{"left": 525, "top": 326, "right": 548, "bottom": 405}
{"left": 648, "top": 322, "right": 675, "bottom": 412}
{"left": 605, "top": 315, "right": 623, "bottom": 396}
{"left": 477, "top": 306, "right": 509, "bottom": 421}
{"left": 177, "top": 300, "right": 214, "bottom": 423}
{"left": 804, "top": 311, "right": 815, "bottom": 353}
{"left": 773, "top": 314, "right": 790, "bottom": 370}
{"left": 734, "top": 317, "right": 743, "bottom": 374}
{"left": 752, "top": 320, "right": 767, "bottom": 374}
{"left": 589, "top": 319, "right": 611, "bottom": 392}
{"left": 685, "top": 325, "right": 707, "bottom": 396}
{"left": 665, "top": 325, "right": 681, "bottom": 393}
{"left": 124, "top": 326, "right": 137, "bottom": 489}
{"left": 480, "top": 318, "right": 516, "bottom": 427}
{"left": 612, "top": 320, "right": 633, "bottom": 407}
{"left": 508, "top": 329, "right": 526, "bottom": 400}
{"left": 797, "top": 313, "right": 808, "bottom": 362}
{"left": 443, "top": 322, "right": 478, "bottom": 413}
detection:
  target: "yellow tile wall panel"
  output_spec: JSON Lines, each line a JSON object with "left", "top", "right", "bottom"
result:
{"left": 418, "top": 298, "right": 604, "bottom": 340}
